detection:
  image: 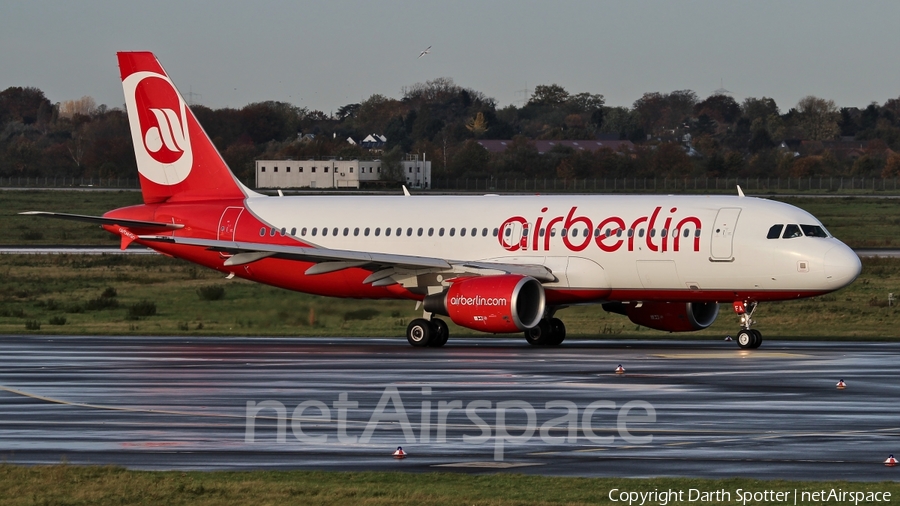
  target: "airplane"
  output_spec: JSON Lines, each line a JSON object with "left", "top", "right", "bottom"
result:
{"left": 23, "top": 52, "right": 862, "bottom": 350}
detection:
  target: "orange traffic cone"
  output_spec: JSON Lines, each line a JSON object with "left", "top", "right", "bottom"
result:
{"left": 393, "top": 446, "right": 407, "bottom": 459}
{"left": 836, "top": 379, "right": 846, "bottom": 389}
{"left": 885, "top": 455, "right": 897, "bottom": 467}
{"left": 615, "top": 364, "right": 625, "bottom": 374}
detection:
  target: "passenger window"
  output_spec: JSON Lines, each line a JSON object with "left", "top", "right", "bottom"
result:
{"left": 472, "top": 228, "right": 477, "bottom": 237}
{"left": 270, "top": 228, "right": 276, "bottom": 237}
{"left": 800, "top": 224, "right": 828, "bottom": 238}
{"left": 428, "top": 228, "right": 434, "bottom": 237}
{"left": 259, "top": 227, "right": 265, "bottom": 237}
{"left": 375, "top": 228, "right": 381, "bottom": 236}
{"left": 354, "top": 227, "right": 359, "bottom": 236}
{"left": 492, "top": 228, "right": 499, "bottom": 237}
{"left": 301, "top": 227, "right": 307, "bottom": 236}
{"left": 571, "top": 229, "right": 578, "bottom": 238}
{"left": 539, "top": 228, "right": 545, "bottom": 237}
{"left": 616, "top": 229, "right": 623, "bottom": 238}
{"left": 683, "top": 229, "right": 689, "bottom": 238}
{"left": 364, "top": 228, "right": 370, "bottom": 236}
{"left": 332, "top": 227, "right": 338, "bottom": 236}
{"left": 407, "top": 228, "right": 413, "bottom": 236}
{"left": 322, "top": 228, "right": 328, "bottom": 237}
{"left": 439, "top": 228, "right": 445, "bottom": 237}
{"left": 628, "top": 229, "right": 634, "bottom": 238}
{"left": 660, "top": 229, "right": 666, "bottom": 238}
{"left": 450, "top": 228, "right": 456, "bottom": 237}
{"left": 482, "top": 228, "right": 488, "bottom": 237}
{"left": 694, "top": 229, "right": 701, "bottom": 237}
{"left": 639, "top": 229, "right": 645, "bottom": 238}
{"left": 343, "top": 228, "right": 349, "bottom": 236}
{"left": 650, "top": 229, "right": 656, "bottom": 238}
{"left": 550, "top": 228, "right": 556, "bottom": 237}
{"left": 312, "top": 228, "right": 318, "bottom": 236}
{"left": 460, "top": 228, "right": 466, "bottom": 237}
{"left": 767, "top": 225, "right": 784, "bottom": 239}
{"left": 290, "top": 227, "right": 296, "bottom": 236}
{"left": 782, "top": 224, "right": 802, "bottom": 239}
{"left": 385, "top": 228, "right": 392, "bottom": 237}
{"left": 504, "top": 228, "right": 510, "bottom": 237}
{"left": 396, "top": 227, "right": 402, "bottom": 236}
{"left": 417, "top": 227, "right": 423, "bottom": 236}
{"left": 561, "top": 229, "right": 567, "bottom": 237}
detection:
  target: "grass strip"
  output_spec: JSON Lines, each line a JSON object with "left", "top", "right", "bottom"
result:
{"left": 1, "top": 465, "right": 898, "bottom": 506}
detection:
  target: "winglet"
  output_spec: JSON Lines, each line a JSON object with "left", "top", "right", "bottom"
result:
{"left": 737, "top": 185, "right": 745, "bottom": 198}
{"left": 402, "top": 185, "right": 411, "bottom": 197}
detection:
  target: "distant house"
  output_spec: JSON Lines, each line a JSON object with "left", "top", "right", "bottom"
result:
{"left": 476, "top": 139, "right": 634, "bottom": 155}
{"left": 360, "top": 134, "right": 387, "bottom": 150}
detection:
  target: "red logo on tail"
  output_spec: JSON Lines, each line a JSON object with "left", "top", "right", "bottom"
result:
{"left": 134, "top": 77, "right": 186, "bottom": 164}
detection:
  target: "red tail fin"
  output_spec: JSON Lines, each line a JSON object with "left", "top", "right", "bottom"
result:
{"left": 118, "top": 52, "right": 249, "bottom": 204}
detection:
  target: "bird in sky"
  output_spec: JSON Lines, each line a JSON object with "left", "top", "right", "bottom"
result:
{"left": 418, "top": 45, "right": 432, "bottom": 59}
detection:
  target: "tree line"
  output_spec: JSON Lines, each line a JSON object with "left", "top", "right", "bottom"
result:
{"left": 2, "top": 79, "right": 900, "bottom": 187}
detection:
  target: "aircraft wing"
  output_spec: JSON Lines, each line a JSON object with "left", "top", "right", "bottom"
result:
{"left": 138, "top": 235, "right": 557, "bottom": 284}
{"left": 20, "top": 211, "right": 184, "bottom": 231}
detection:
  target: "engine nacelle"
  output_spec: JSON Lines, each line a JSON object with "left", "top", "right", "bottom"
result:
{"left": 423, "top": 275, "right": 545, "bottom": 333}
{"left": 605, "top": 301, "right": 719, "bottom": 332}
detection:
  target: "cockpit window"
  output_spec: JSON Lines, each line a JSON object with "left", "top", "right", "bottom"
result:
{"left": 767, "top": 224, "right": 783, "bottom": 239}
{"left": 800, "top": 224, "right": 829, "bottom": 238}
{"left": 782, "top": 224, "right": 802, "bottom": 239}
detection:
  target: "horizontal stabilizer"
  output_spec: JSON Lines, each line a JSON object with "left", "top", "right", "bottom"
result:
{"left": 20, "top": 211, "right": 184, "bottom": 231}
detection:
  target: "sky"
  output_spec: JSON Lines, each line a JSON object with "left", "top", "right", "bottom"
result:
{"left": 2, "top": 1, "right": 900, "bottom": 115}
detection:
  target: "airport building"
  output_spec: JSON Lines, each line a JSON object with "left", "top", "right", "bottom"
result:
{"left": 255, "top": 158, "right": 432, "bottom": 189}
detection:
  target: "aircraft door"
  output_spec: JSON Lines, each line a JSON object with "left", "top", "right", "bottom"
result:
{"left": 218, "top": 207, "right": 244, "bottom": 241}
{"left": 710, "top": 208, "right": 741, "bottom": 260}
{"left": 500, "top": 221, "right": 528, "bottom": 251}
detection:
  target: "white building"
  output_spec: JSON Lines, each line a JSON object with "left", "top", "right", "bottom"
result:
{"left": 255, "top": 158, "right": 431, "bottom": 189}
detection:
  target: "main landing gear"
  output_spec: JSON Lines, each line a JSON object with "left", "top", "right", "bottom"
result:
{"left": 733, "top": 301, "right": 762, "bottom": 349}
{"left": 406, "top": 317, "right": 449, "bottom": 348}
{"left": 524, "top": 317, "right": 566, "bottom": 346}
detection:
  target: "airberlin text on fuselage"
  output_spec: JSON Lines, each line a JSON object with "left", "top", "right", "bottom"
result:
{"left": 498, "top": 206, "right": 703, "bottom": 253}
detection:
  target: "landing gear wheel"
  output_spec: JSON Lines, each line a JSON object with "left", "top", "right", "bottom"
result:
{"left": 429, "top": 319, "right": 449, "bottom": 347}
{"left": 548, "top": 318, "right": 566, "bottom": 345}
{"left": 525, "top": 319, "right": 552, "bottom": 345}
{"left": 749, "top": 329, "right": 762, "bottom": 349}
{"left": 736, "top": 329, "right": 754, "bottom": 349}
{"left": 406, "top": 318, "right": 432, "bottom": 347}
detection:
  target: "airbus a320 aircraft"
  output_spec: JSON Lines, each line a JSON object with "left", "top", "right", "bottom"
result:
{"left": 24, "top": 52, "right": 862, "bottom": 349}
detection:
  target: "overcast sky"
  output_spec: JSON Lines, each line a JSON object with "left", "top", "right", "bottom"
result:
{"left": 2, "top": 1, "right": 899, "bottom": 114}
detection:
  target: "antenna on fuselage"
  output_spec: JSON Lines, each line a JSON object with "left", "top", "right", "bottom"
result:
{"left": 736, "top": 185, "right": 745, "bottom": 198}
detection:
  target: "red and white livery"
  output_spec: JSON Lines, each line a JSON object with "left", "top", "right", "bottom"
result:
{"left": 24, "top": 52, "right": 862, "bottom": 349}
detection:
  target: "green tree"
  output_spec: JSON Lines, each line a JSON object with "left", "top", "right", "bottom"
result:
{"left": 528, "top": 84, "right": 570, "bottom": 107}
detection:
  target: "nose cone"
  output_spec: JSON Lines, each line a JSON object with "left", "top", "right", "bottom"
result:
{"left": 824, "top": 244, "right": 862, "bottom": 287}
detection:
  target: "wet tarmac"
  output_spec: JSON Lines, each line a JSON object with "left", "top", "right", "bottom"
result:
{"left": 1, "top": 335, "right": 898, "bottom": 481}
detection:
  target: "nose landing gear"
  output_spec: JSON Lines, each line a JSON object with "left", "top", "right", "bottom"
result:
{"left": 733, "top": 301, "right": 762, "bottom": 349}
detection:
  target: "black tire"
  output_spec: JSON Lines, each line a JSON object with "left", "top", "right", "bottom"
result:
{"left": 430, "top": 319, "right": 449, "bottom": 347}
{"left": 736, "top": 329, "right": 754, "bottom": 349}
{"left": 749, "top": 329, "right": 762, "bottom": 349}
{"left": 525, "top": 319, "right": 552, "bottom": 345}
{"left": 407, "top": 318, "right": 432, "bottom": 347}
{"left": 548, "top": 318, "right": 566, "bottom": 345}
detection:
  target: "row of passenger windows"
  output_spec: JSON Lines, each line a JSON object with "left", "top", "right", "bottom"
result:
{"left": 260, "top": 166, "right": 380, "bottom": 173}
{"left": 258, "top": 226, "right": 702, "bottom": 239}
{"left": 766, "top": 224, "right": 829, "bottom": 239}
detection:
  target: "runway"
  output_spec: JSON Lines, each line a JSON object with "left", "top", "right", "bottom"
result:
{"left": 1, "top": 335, "right": 898, "bottom": 481}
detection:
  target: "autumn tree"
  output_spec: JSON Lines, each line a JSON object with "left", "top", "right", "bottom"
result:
{"left": 796, "top": 96, "right": 840, "bottom": 140}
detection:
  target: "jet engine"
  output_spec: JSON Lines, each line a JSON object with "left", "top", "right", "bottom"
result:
{"left": 423, "top": 274, "right": 545, "bottom": 333}
{"left": 604, "top": 301, "right": 719, "bottom": 332}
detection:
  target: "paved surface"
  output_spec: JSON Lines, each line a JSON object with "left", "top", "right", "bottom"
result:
{"left": 1, "top": 335, "right": 898, "bottom": 480}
